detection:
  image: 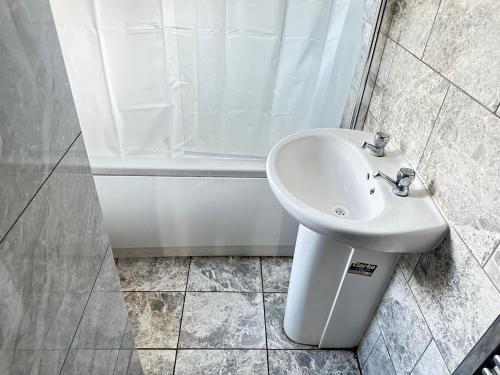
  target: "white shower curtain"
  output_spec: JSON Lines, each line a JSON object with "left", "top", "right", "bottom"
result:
{"left": 51, "top": 0, "right": 364, "bottom": 159}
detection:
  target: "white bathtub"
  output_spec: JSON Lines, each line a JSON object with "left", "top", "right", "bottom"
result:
{"left": 91, "top": 156, "right": 298, "bottom": 257}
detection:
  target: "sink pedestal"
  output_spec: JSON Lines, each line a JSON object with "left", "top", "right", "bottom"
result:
{"left": 284, "top": 224, "right": 400, "bottom": 348}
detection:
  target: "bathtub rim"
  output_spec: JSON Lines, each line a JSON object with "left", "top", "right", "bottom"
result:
{"left": 90, "top": 155, "right": 267, "bottom": 178}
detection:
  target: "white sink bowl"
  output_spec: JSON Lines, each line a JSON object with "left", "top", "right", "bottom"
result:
{"left": 266, "top": 128, "right": 448, "bottom": 348}
{"left": 266, "top": 128, "right": 447, "bottom": 254}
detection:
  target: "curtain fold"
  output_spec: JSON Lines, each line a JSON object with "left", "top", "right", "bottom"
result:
{"left": 50, "top": 0, "right": 364, "bottom": 159}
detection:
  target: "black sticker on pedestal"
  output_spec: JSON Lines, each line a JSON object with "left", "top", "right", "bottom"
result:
{"left": 348, "top": 262, "right": 377, "bottom": 277}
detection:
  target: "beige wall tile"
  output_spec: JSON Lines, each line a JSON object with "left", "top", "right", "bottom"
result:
{"left": 418, "top": 85, "right": 500, "bottom": 266}
{"left": 368, "top": 42, "right": 449, "bottom": 166}
{"left": 423, "top": 0, "right": 500, "bottom": 111}
{"left": 388, "top": 0, "right": 440, "bottom": 58}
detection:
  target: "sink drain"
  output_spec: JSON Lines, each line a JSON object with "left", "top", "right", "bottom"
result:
{"left": 331, "top": 205, "right": 350, "bottom": 218}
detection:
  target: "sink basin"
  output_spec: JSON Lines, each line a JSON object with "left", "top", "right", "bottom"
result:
{"left": 266, "top": 128, "right": 447, "bottom": 253}
{"left": 265, "top": 128, "right": 448, "bottom": 349}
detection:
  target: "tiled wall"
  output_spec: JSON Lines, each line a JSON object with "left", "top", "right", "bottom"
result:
{"left": 358, "top": 0, "right": 500, "bottom": 374}
{"left": 0, "top": 0, "right": 135, "bottom": 373}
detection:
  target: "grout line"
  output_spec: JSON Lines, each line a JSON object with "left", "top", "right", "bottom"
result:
{"left": 0, "top": 132, "right": 82, "bottom": 247}
{"left": 420, "top": 0, "right": 443, "bottom": 60}
{"left": 480, "top": 242, "right": 499, "bottom": 271}
{"left": 172, "top": 257, "right": 191, "bottom": 373}
{"left": 408, "top": 338, "right": 433, "bottom": 374}
{"left": 451, "top": 229, "right": 500, "bottom": 296}
{"left": 398, "top": 264, "right": 431, "bottom": 334}
{"left": 361, "top": 331, "right": 381, "bottom": 370}
{"left": 482, "top": 265, "right": 500, "bottom": 295}
{"left": 120, "top": 290, "right": 277, "bottom": 293}
{"left": 260, "top": 258, "right": 271, "bottom": 375}
{"left": 401, "top": 263, "right": 444, "bottom": 371}
{"left": 58, "top": 237, "right": 110, "bottom": 375}
{"left": 415, "top": 82, "right": 451, "bottom": 171}
{"left": 132, "top": 347, "right": 357, "bottom": 351}
{"left": 379, "top": 331, "right": 398, "bottom": 374}
{"left": 39, "top": 246, "right": 110, "bottom": 352}
{"left": 406, "top": 253, "right": 423, "bottom": 284}
{"left": 387, "top": 35, "right": 500, "bottom": 119}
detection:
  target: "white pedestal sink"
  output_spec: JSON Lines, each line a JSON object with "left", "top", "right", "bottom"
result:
{"left": 266, "top": 128, "right": 447, "bottom": 348}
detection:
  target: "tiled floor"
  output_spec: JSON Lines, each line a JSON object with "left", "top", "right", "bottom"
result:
{"left": 115, "top": 256, "right": 360, "bottom": 375}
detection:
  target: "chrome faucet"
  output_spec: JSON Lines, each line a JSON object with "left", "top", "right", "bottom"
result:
{"left": 373, "top": 168, "right": 415, "bottom": 197}
{"left": 362, "top": 131, "right": 390, "bottom": 157}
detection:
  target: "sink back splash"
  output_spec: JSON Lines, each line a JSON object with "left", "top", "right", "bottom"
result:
{"left": 359, "top": 0, "right": 500, "bottom": 373}
{"left": 0, "top": 1, "right": 135, "bottom": 373}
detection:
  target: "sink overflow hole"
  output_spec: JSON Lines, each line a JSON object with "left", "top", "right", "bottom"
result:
{"left": 331, "top": 205, "right": 350, "bottom": 218}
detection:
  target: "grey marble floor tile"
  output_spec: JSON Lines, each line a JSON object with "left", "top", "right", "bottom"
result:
{"left": 418, "top": 85, "right": 500, "bottom": 266}
{"left": 175, "top": 350, "right": 267, "bottom": 375}
{"left": 138, "top": 350, "right": 175, "bottom": 375}
{"left": 409, "top": 229, "right": 500, "bottom": 372}
{"left": 124, "top": 292, "right": 184, "bottom": 349}
{"left": 261, "top": 257, "right": 293, "bottom": 292}
{"left": 422, "top": 0, "right": 500, "bottom": 111}
{"left": 377, "top": 267, "right": 432, "bottom": 374}
{"left": 363, "top": 336, "right": 396, "bottom": 375}
{"left": 42, "top": 292, "right": 89, "bottom": 349}
{"left": 268, "top": 350, "right": 359, "bottom": 375}
{"left": 0, "top": 350, "right": 67, "bottom": 375}
{"left": 115, "top": 349, "right": 175, "bottom": 375}
{"left": 388, "top": 0, "right": 440, "bottom": 57}
{"left": 357, "top": 317, "right": 381, "bottom": 368}
{"left": 179, "top": 292, "right": 265, "bottom": 349}
{"left": 411, "top": 340, "right": 449, "bottom": 375}
{"left": 264, "top": 293, "right": 313, "bottom": 349}
{"left": 61, "top": 349, "right": 119, "bottom": 375}
{"left": 187, "top": 257, "right": 261, "bottom": 292}
{"left": 368, "top": 39, "right": 449, "bottom": 167}
{"left": 117, "top": 258, "right": 189, "bottom": 292}
{"left": 72, "top": 292, "right": 128, "bottom": 349}
{"left": 484, "top": 245, "right": 500, "bottom": 291}
{"left": 94, "top": 248, "right": 122, "bottom": 292}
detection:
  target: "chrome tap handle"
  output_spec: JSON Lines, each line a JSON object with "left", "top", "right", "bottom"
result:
{"left": 396, "top": 168, "right": 415, "bottom": 188}
{"left": 374, "top": 131, "right": 390, "bottom": 148}
{"left": 362, "top": 131, "right": 390, "bottom": 157}
{"left": 373, "top": 167, "right": 415, "bottom": 197}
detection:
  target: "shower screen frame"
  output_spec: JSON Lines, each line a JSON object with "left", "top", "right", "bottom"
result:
{"left": 352, "top": 0, "right": 390, "bottom": 131}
